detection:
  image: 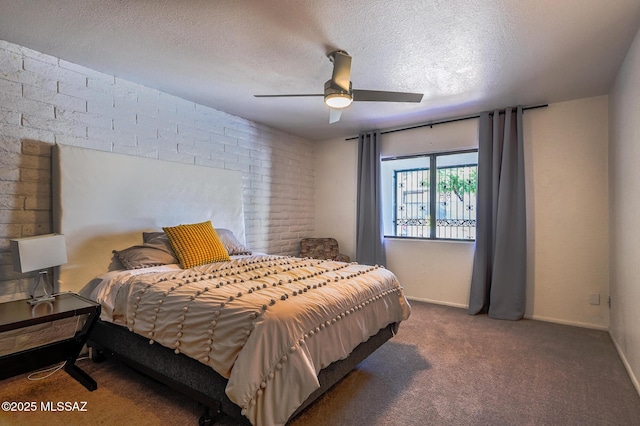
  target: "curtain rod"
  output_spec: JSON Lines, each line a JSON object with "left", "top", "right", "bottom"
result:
{"left": 344, "top": 103, "right": 548, "bottom": 141}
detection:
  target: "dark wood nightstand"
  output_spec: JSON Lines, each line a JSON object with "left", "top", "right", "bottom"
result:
{"left": 0, "top": 292, "right": 101, "bottom": 391}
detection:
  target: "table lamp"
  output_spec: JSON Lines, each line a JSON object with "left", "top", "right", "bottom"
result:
{"left": 10, "top": 234, "right": 67, "bottom": 305}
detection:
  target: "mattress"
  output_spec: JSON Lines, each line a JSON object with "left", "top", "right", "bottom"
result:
{"left": 84, "top": 255, "right": 411, "bottom": 426}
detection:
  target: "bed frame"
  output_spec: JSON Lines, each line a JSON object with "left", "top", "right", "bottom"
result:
{"left": 89, "top": 320, "right": 395, "bottom": 424}
{"left": 52, "top": 144, "right": 396, "bottom": 424}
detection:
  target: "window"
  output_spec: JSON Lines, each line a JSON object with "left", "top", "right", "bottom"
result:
{"left": 381, "top": 150, "right": 478, "bottom": 240}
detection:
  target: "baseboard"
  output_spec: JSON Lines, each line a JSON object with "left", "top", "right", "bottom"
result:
{"left": 609, "top": 333, "right": 640, "bottom": 398}
{"left": 406, "top": 297, "right": 610, "bottom": 331}
{"left": 525, "top": 314, "right": 609, "bottom": 331}
{"left": 405, "top": 296, "right": 468, "bottom": 309}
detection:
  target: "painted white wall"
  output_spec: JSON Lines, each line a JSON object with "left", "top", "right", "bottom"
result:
{"left": 383, "top": 238, "right": 475, "bottom": 308}
{"left": 314, "top": 137, "right": 358, "bottom": 258}
{"left": 315, "top": 97, "right": 610, "bottom": 329}
{"left": 524, "top": 97, "right": 609, "bottom": 330}
{"left": 609, "top": 24, "right": 640, "bottom": 395}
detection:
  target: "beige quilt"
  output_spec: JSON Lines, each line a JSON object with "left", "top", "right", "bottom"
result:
{"left": 91, "top": 255, "right": 411, "bottom": 426}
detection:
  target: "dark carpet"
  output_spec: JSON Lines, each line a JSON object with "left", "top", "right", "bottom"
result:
{"left": 1, "top": 302, "right": 638, "bottom": 425}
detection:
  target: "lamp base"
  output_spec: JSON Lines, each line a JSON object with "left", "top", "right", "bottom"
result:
{"left": 27, "top": 295, "right": 55, "bottom": 305}
{"left": 28, "top": 271, "right": 55, "bottom": 305}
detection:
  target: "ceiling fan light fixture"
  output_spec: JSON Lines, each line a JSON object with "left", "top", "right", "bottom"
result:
{"left": 255, "top": 52, "right": 423, "bottom": 123}
{"left": 324, "top": 93, "right": 352, "bottom": 109}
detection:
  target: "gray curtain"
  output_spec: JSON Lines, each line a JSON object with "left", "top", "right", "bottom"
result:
{"left": 356, "top": 131, "right": 386, "bottom": 266}
{"left": 468, "top": 106, "right": 526, "bottom": 320}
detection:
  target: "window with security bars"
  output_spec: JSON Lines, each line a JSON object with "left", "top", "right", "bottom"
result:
{"left": 395, "top": 168, "right": 430, "bottom": 237}
{"left": 382, "top": 150, "right": 477, "bottom": 240}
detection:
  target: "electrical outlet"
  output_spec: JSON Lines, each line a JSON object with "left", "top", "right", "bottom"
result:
{"left": 589, "top": 293, "right": 600, "bottom": 305}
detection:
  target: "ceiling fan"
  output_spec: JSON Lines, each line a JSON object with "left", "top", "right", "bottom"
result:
{"left": 254, "top": 50, "right": 424, "bottom": 123}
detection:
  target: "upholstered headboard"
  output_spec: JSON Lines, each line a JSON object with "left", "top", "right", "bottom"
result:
{"left": 52, "top": 144, "right": 245, "bottom": 293}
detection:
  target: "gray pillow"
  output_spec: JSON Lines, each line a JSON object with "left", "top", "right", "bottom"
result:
{"left": 113, "top": 235, "right": 179, "bottom": 269}
{"left": 215, "top": 228, "right": 252, "bottom": 256}
{"left": 142, "top": 228, "right": 251, "bottom": 256}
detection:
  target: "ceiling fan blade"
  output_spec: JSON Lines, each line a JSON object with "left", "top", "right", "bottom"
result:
{"left": 254, "top": 94, "right": 323, "bottom": 98}
{"left": 329, "top": 107, "right": 342, "bottom": 124}
{"left": 352, "top": 90, "right": 423, "bottom": 103}
{"left": 331, "top": 51, "right": 352, "bottom": 92}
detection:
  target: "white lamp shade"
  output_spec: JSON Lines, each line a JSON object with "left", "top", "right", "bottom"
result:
{"left": 10, "top": 234, "right": 67, "bottom": 273}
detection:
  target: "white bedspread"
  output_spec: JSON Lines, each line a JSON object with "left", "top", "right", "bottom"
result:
{"left": 88, "top": 255, "right": 411, "bottom": 426}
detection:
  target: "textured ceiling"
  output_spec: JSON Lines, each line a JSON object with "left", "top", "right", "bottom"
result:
{"left": 0, "top": 0, "right": 639, "bottom": 140}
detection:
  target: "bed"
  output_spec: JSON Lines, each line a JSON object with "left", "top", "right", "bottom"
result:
{"left": 52, "top": 144, "right": 411, "bottom": 426}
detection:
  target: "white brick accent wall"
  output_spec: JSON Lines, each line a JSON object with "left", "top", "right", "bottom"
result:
{"left": 0, "top": 40, "right": 315, "bottom": 302}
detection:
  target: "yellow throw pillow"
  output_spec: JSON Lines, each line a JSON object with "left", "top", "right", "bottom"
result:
{"left": 163, "top": 221, "right": 231, "bottom": 269}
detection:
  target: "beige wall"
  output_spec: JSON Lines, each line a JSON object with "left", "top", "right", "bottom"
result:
{"left": 315, "top": 96, "right": 610, "bottom": 329}
{"left": 609, "top": 25, "right": 640, "bottom": 394}
{"left": 525, "top": 97, "right": 609, "bottom": 329}
{"left": 314, "top": 137, "right": 358, "bottom": 258}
